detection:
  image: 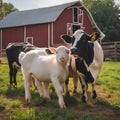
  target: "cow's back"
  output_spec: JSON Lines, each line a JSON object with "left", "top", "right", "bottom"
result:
{"left": 89, "top": 41, "right": 104, "bottom": 80}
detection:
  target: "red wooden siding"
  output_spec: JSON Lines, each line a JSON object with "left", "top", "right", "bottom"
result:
{"left": 53, "top": 7, "right": 73, "bottom": 44}
{"left": 26, "top": 24, "right": 48, "bottom": 47}
{"left": 2, "top": 27, "right": 24, "bottom": 49}
{"left": 83, "top": 11, "right": 95, "bottom": 34}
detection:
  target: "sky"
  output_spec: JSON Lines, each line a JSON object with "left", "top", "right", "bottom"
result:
{"left": 3, "top": 0, "right": 120, "bottom": 11}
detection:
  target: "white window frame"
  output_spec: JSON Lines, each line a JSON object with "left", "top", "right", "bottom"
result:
{"left": 26, "top": 37, "right": 33, "bottom": 45}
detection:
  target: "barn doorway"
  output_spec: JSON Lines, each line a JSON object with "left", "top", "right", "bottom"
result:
{"left": 72, "top": 24, "right": 81, "bottom": 33}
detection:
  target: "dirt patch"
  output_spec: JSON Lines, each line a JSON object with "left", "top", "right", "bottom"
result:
{"left": 70, "top": 102, "right": 120, "bottom": 120}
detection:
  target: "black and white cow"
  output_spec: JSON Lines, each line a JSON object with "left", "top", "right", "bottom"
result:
{"left": 61, "top": 29, "right": 104, "bottom": 102}
{"left": 6, "top": 42, "right": 38, "bottom": 87}
{"left": 6, "top": 42, "right": 56, "bottom": 87}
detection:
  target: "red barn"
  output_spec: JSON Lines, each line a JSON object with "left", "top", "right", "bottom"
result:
{"left": 0, "top": 1, "right": 104, "bottom": 50}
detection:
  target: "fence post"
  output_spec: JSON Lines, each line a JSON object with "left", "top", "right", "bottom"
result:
{"left": 114, "top": 42, "right": 117, "bottom": 61}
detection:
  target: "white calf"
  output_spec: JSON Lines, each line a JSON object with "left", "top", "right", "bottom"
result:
{"left": 19, "top": 46, "right": 69, "bottom": 108}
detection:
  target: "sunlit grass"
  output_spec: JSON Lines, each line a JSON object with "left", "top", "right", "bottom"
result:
{"left": 97, "top": 62, "right": 120, "bottom": 90}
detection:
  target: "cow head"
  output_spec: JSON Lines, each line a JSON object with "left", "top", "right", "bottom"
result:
{"left": 61, "top": 29, "right": 100, "bottom": 58}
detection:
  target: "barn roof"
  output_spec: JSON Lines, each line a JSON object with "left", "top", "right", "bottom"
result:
{"left": 0, "top": 1, "right": 80, "bottom": 28}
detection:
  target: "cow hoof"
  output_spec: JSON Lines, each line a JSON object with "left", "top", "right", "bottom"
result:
{"left": 60, "top": 103, "right": 66, "bottom": 109}
{"left": 26, "top": 99, "right": 31, "bottom": 104}
{"left": 10, "top": 84, "right": 13, "bottom": 88}
{"left": 44, "top": 96, "right": 51, "bottom": 101}
{"left": 82, "top": 95, "right": 87, "bottom": 103}
{"left": 65, "top": 91, "right": 70, "bottom": 96}
{"left": 92, "top": 90, "right": 97, "bottom": 99}
{"left": 73, "top": 90, "right": 77, "bottom": 94}
{"left": 13, "top": 84, "right": 17, "bottom": 88}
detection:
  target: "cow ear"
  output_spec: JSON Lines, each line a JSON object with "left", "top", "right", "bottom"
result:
{"left": 90, "top": 32, "right": 100, "bottom": 42}
{"left": 49, "top": 47, "right": 56, "bottom": 54}
{"left": 60, "top": 34, "right": 72, "bottom": 43}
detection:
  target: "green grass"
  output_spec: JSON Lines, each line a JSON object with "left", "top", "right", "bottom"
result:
{"left": 97, "top": 62, "right": 120, "bottom": 90}
{"left": 0, "top": 62, "right": 120, "bottom": 120}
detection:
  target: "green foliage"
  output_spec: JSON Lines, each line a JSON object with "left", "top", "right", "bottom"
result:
{"left": 0, "top": 0, "right": 18, "bottom": 20}
{"left": 82, "top": 0, "right": 120, "bottom": 42}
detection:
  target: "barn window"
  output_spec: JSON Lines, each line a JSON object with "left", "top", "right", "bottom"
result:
{"left": 73, "top": 8, "right": 78, "bottom": 23}
{"left": 78, "top": 9, "right": 84, "bottom": 26}
{"left": 26, "top": 37, "right": 33, "bottom": 45}
{"left": 67, "top": 23, "right": 81, "bottom": 35}
{"left": 72, "top": 24, "right": 81, "bottom": 33}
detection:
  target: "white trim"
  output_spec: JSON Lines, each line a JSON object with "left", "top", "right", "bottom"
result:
{"left": 51, "top": 22, "right": 53, "bottom": 46}
{"left": 26, "top": 37, "right": 33, "bottom": 45}
{"left": 78, "top": 8, "right": 84, "bottom": 26}
{"left": 67, "top": 23, "right": 72, "bottom": 35}
{"left": 24, "top": 26, "right": 26, "bottom": 42}
{"left": 72, "top": 7, "right": 74, "bottom": 23}
{"left": 80, "top": 2, "right": 105, "bottom": 40}
{"left": 67, "top": 23, "right": 84, "bottom": 35}
{"left": 48, "top": 24, "right": 50, "bottom": 47}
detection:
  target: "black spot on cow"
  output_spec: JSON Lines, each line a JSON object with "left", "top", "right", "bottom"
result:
{"left": 6, "top": 42, "right": 37, "bottom": 87}
{"left": 75, "top": 58, "right": 94, "bottom": 83}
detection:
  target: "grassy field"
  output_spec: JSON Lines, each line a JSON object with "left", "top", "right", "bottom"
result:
{"left": 0, "top": 62, "right": 120, "bottom": 120}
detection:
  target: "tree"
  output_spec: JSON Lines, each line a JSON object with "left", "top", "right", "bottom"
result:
{"left": 82, "top": 0, "right": 120, "bottom": 42}
{"left": 0, "top": 0, "right": 18, "bottom": 20}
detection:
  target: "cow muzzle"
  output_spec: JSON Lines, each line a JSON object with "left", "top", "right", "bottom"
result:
{"left": 70, "top": 47, "right": 78, "bottom": 55}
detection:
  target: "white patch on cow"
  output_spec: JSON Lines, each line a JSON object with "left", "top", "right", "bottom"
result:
{"left": 72, "top": 30, "right": 84, "bottom": 48}
{"left": 88, "top": 41, "right": 104, "bottom": 81}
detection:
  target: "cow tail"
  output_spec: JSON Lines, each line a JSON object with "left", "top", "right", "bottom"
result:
{"left": 19, "top": 52, "right": 25, "bottom": 64}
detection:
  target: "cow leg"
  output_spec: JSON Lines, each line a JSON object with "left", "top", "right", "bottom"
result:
{"left": 24, "top": 74, "right": 31, "bottom": 103}
{"left": 91, "top": 83, "right": 97, "bottom": 99}
{"left": 13, "top": 68, "right": 17, "bottom": 87}
{"left": 73, "top": 77, "right": 78, "bottom": 94}
{"left": 52, "top": 79, "right": 66, "bottom": 108}
{"left": 31, "top": 74, "right": 44, "bottom": 98}
{"left": 65, "top": 77, "right": 70, "bottom": 95}
{"left": 9, "top": 64, "right": 13, "bottom": 86}
{"left": 9, "top": 69, "right": 13, "bottom": 86}
{"left": 43, "top": 82, "right": 51, "bottom": 100}
{"left": 35, "top": 80, "right": 44, "bottom": 98}
{"left": 79, "top": 77, "right": 88, "bottom": 103}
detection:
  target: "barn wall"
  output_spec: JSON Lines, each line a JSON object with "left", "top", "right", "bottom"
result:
{"left": 83, "top": 11, "right": 95, "bottom": 34}
{"left": 2, "top": 27, "right": 24, "bottom": 49}
{"left": 0, "top": 29, "right": 2, "bottom": 50}
{"left": 52, "top": 2, "right": 96, "bottom": 45}
{"left": 26, "top": 24, "right": 48, "bottom": 47}
{"left": 53, "top": 7, "right": 73, "bottom": 45}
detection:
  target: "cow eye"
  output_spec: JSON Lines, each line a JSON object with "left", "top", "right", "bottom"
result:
{"left": 66, "top": 50, "right": 69, "bottom": 54}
